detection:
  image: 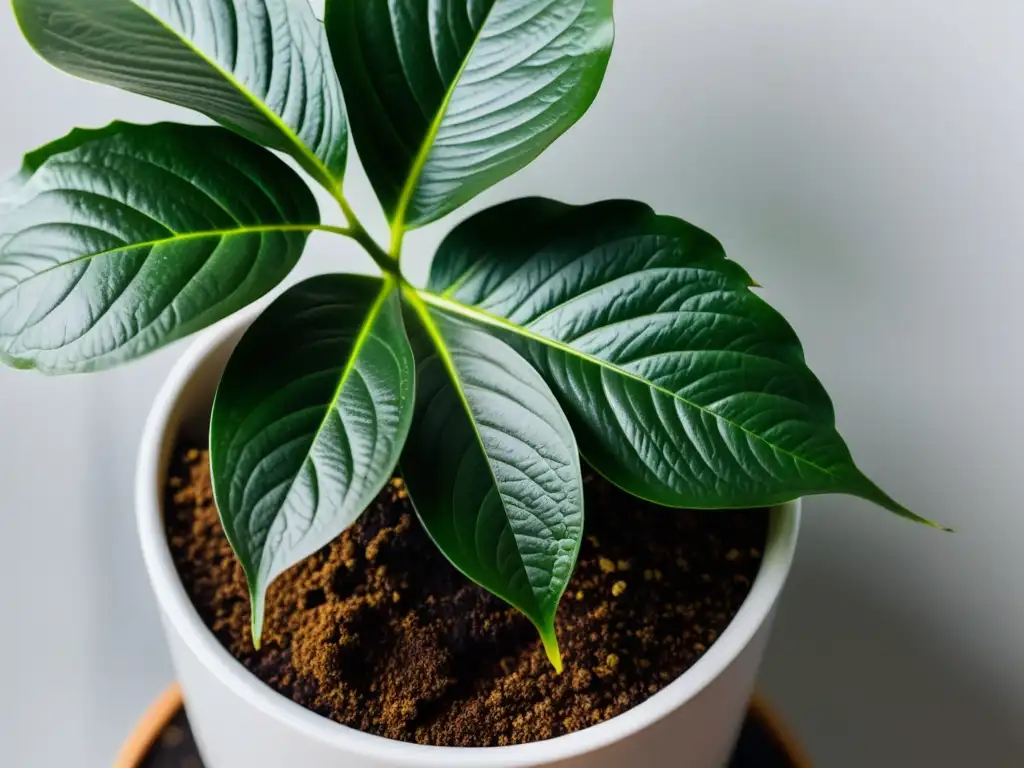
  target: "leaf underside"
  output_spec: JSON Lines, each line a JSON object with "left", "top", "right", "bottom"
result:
{"left": 13, "top": 0, "right": 348, "bottom": 189}
{"left": 326, "top": 0, "right": 614, "bottom": 229}
{"left": 426, "top": 197, "right": 943, "bottom": 528}
{"left": 210, "top": 274, "right": 415, "bottom": 646}
{"left": 0, "top": 122, "right": 318, "bottom": 374}
{"left": 401, "top": 296, "right": 584, "bottom": 669}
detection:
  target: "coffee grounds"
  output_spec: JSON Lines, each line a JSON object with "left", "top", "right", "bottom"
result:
{"left": 166, "top": 447, "right": 767, "bottom": 747}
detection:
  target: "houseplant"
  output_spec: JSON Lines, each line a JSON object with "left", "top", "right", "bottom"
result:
{"left": 2, "top": 0, "right": 943, "bottom": 765}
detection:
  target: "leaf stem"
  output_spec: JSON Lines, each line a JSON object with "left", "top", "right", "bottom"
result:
{"left": 389, "top": 224, "right": 406, "bottom": 262}
{"left": 311, "top": 224, "right": 354, "bottom": 238}
{"left": 331, "top": 189, "right": 397, "bottom": 275}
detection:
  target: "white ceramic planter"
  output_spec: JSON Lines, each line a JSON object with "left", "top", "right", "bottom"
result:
{"left": 136, "top": 315, "right": 801, "bottom": 768}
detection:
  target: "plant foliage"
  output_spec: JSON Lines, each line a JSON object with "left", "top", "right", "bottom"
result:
{"left": 2, "top": 0, "right": 944, "bottom": 665}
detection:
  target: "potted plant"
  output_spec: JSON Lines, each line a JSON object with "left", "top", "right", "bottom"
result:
{"left": 2, "top": 1, "right": 944, "bottom": 766}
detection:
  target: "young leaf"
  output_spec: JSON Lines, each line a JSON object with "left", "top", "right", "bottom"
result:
{"left": 0, "top": 122, "right": 319, "bottom": 374}
{"left": 325, "top": 0, "right": 614, "bottom": 231}
{"left": 425, "top": 198, "right": 945, "bottom": 528}
{"left": 13, "top": 0, "right": 348, "bottom": 190}
{"left": 210, "top": 274, "right": 415, "bottom": 647}
{"left": 401, "top": 294, "right": 584, "bottom": 670}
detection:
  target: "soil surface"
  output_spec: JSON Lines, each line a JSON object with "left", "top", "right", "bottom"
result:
{"left": 166, "top": 446, "right": 768, "bottom": 747}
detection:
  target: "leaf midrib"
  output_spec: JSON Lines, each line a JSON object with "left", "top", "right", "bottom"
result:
{"left": 388, "top": 1, "right": 500, "bottom": 242}
{"left": 417, "top": 289, "right": 842, "bottom": 482}
{"left": 403, "top": 286, "right": 546, "bottom": 620}
{"left": 128, "top": 0, "right": 341, "bottom": 192}
{"left": 0, "top": 224, "right": 335, "bottom": 300}
{"left": 255, "top": 276, "right": 397, "bottom": 578}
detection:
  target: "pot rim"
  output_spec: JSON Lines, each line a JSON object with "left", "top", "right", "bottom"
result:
{"left": 136, "top": 314, "right": 802, "bottom": 768}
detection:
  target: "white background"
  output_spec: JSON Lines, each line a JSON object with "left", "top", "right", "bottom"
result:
{"left": 1, "top": 1, "right": 1022, "bottom": 765}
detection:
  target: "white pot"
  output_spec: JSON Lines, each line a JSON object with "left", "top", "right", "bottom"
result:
{"left": 136, "top": 315, "right": 801, "bottom": 768}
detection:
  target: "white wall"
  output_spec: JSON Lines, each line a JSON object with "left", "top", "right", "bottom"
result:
{"left": 1, "top": 1, "right": 1022, "bottom": 765}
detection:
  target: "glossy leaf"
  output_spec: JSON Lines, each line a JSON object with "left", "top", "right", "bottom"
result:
{"left": 211, "top": 274, "right": 415, "bottom": 646}
{"left": 13, "top": 0, "right": 348, "bottom": 190}
{"left": 0, "top": 122, "right": 318, "bottom": 374}
{"left": 401, "top": 295, "right": 584, "bottom": 668}
{"left": 425, "top": 198, "right": 943, "bottom": 528}
{"left": 326, "top": 0, "right": 614, "bottom": 230}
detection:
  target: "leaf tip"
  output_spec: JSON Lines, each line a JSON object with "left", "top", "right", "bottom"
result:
{"left": 889, "top": 502, "right": 952, "bottom": 532}
{"left": 853, "top": 475, "right": 952, "bottom": 531}
{"left": 249, "top": 584, "right": 266, "bottom": 651}
{"left": 540, "top": 626, "right": 564, "bottom": 674}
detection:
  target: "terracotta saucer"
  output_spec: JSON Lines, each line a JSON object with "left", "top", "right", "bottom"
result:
{"left": 115, "top": 685, "right": 810, "bottom": 767}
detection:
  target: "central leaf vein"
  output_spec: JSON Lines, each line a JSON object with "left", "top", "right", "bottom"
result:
{"left": 127, "top": 0, "right": 340, "bottom": 190}
{"left": 403, "top": 286, "right": 545, "bottom": 616}
{"left": 389, "top": 0, "right": 500, "bottom": 244}
{"left": 257, "top": 277, "right": 397, "bottom": 571}
{"left": 418, "top": 289, "right": 842, "bottom": 481}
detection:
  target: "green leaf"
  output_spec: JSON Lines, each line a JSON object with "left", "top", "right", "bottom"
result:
{"left": 210, "top": 274, "right": 415, "bottom": 647}
{"left": 425, "top": 198, "right": 945, "bottom": 529}
{"left": 401, "top": 293, "right": 584, "bottom": 669}
{"left": 13, "top": 0, "right": 348, "bottom": 190}
{"left": 326, "top": 0, "right": 614, "bottom": 231}
{"left": 0, "top": 121, "right": 319, "bottom": 374}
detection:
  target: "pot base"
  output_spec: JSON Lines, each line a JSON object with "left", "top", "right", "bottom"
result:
{"left": 114, "top": 685, "right": 810, "bottom": 768}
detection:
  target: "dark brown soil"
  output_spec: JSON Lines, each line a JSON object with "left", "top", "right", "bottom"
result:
{"left": 166, "top": 446, "right": 768, "bottom": 747}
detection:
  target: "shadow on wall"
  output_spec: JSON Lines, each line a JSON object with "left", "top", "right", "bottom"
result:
{"left": 762, "top": 552, "right": 1024, "bottom": 768}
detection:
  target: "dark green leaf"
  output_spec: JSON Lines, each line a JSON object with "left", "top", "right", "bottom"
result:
{"left": 0, "top": 122, "right": 319, "bottom": 374}
{"left": 425, "top": 198, "right": 944, "bottom": 528}
{"left": 211, "top": 274, "right": 415, "bottom": 646}
{"left": 13, "top": 0, "right": 348, "bottom": 190}
{"left": 401, "top": 294, "right": 584, "bottom": 668}
{"left": 326, "top": 0, "right": 614, "bottom": 230}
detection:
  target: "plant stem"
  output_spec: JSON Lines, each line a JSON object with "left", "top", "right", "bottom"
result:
{"left": 351, "top": 225, "right": 396, "bottom": 274}
{"left": 389, "top": 225, "right": 406, "bottom": 261}
{"left": 332, "top": 190, "right": 397, "bottom": 275}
